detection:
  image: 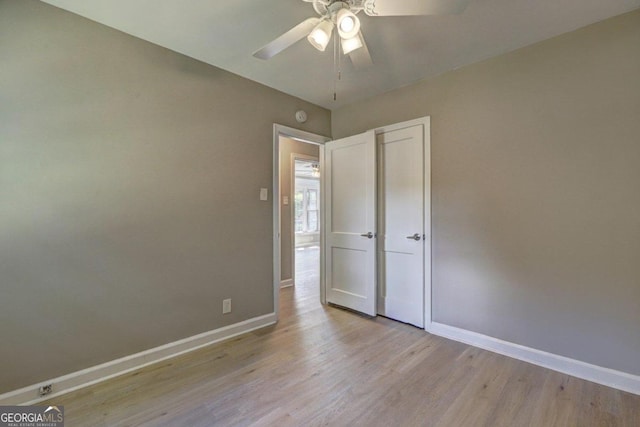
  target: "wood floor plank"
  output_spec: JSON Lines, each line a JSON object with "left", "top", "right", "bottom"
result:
{"left": 42, "top": 249, "right": 639, "bottom": 426}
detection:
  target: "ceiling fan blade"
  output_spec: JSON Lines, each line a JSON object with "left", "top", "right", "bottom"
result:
{"left": 364, "top": 0, "right": 471, "bottom": 16}
{"left": 253, "top": 17, "right": 320, "bottom": 60}
{"left": 348, "top": 32, "right": 373, "bottom": 69}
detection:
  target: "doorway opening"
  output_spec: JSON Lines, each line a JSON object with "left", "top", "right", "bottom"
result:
{"left": 273, "top": 124, "right": 330, "bottom": 321}
{"left": 292, "top": 157, "right": 320, "bottom": 295}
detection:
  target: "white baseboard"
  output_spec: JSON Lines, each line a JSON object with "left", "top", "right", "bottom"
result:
{"left": 280, "top": 278, "right": 293, "bottom": 288}
{"left": 428, "top": 321, "right": 640, "bottom": 396}
{"left": 0, "top": 313, "right": 277, "bottom": 405}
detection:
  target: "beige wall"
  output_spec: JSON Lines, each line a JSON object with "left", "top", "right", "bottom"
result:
{"left": 279, "top": 137, "right": 320, "bottom": 283}
{"left": 333, "top": 9, "right": 640, "bottom": 375}
{"left": 0, "top": 0, "right": 330, "bottom": 393}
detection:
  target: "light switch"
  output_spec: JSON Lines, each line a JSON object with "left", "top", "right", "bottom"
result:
{"left": 260, "top": 188, "right": 268, "bottom": 201}
{"left": 283, "top": 196, "right": 289, "bottom": 205}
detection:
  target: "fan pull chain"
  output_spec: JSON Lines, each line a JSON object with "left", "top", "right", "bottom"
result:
{"left": 333, "top": 33, "right": 342, "bottom": 102}
{"left": 333, "top": 34, "right": 338, "bottom": 101}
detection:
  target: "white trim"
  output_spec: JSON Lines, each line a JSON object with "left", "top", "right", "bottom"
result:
{"left": 319, "top": 146, "right": 327, "bottom": 305}
{"left": 273, "top": 124, "right": 330, "bottom": 321}
{"left": 280, "top": 278, "right": 294, "bottom": 288}
{"left": 429, "top": 321, "right": 640, "bottom": 396}
{"left": 423, "top": 118, "right": 432, "bottom": 332}
{"left": 0, "top": 313, "right": 277, "bottom": 405}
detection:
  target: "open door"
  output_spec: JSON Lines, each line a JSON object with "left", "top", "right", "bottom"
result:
{"left": 324, "top": 131, "right": 377, "bottom": 316}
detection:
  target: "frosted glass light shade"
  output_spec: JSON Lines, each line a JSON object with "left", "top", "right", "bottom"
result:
{"left": 336, "top": 9, "right": 360, "bottom": 39}
{"left": 307, "top": 20, "right": 334, "bottom": 51}
{"left": 341, "top": 33, "right": 363, "bottom": 54}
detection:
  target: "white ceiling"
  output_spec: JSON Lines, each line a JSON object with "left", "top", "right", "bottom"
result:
{"left": 41, "top": 0, "right": 640, "bottom": 110}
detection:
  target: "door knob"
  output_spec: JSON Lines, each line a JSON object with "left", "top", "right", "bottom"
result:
{"left": 360, "top": 232, "right": 374, "bottom": 239}
{"left": 406, "top": 233, "right": 421, "bottom": 241}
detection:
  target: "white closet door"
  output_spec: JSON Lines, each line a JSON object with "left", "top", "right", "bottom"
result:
{"left": 324, "top": 131, "right": 377, "bottom": 316}
{"left": 377, "top": 124, "right": 425, "bottom": 327}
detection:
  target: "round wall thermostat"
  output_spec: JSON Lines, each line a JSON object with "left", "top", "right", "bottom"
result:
{"left": 295, "top": 110, "right": 308, "bottom": 123}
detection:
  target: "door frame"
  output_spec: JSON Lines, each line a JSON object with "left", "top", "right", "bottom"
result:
{"left": 290, "top": 153, "right": 321, "bottom": 289}
{"left": 373, "top": 116, "right": 432, "bottom": 331}
{"left": 273, "top": 124, "right": 330, "bottom": 322}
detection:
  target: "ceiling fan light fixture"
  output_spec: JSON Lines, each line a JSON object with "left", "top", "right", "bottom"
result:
{"left": 341, "top": 32, "right": 363, "bottom": 55}
{"left": 336, "top": 8, "right": 360, "bottom": 39}
{"left": 307, "top": 19, "right": 334, "bottom": 51}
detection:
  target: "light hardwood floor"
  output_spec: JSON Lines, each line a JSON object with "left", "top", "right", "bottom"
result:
{"left": 45, "top": 248, "right": 639, "bottom": 426}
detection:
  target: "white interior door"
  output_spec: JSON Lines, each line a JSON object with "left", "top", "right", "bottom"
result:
{"left": 377, "top": 124, "right": 425, "bottom": 327}
{"left": 324, "top": 131, "right": 377, "bottom": 316}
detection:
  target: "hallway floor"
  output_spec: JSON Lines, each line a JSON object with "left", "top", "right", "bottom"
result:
{"left": 293, "top": 244, "right": 319, "bottom": 291}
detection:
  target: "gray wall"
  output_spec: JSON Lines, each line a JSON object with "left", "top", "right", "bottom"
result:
{"left": 333, "top": 9, "right": 640, "bottom": 375}
{"left": 0, "top": 0, "right": 330, "bottom": 393}
{"left": 279, "top": 137, "right": 320, "bottom": 284}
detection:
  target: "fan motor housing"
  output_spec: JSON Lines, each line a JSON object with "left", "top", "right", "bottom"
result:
{"left": 328, "top": 1, "right": 350, "bottom": 15}
{"left": 312, "top": 0, "right": 359, "bottom": 18}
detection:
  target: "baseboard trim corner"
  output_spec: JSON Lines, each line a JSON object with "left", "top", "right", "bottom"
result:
{"left": 428, "top": 321, "right": 640, "bottom": 396}
{"left": 0, "top": 312, "right": 277, "bottom": 405}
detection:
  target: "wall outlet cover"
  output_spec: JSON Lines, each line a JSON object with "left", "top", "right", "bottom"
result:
{"left": 222, "top": 299, "right": 232, "bottom": 314}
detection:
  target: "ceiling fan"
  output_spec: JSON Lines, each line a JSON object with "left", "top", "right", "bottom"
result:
{"left": 253, "top": 0, "right": 472, "bottom": 68}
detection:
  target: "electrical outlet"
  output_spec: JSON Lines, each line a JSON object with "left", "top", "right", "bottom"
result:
{"left": 38, "top": 384, "right": 53, "bottom": 397}
{"left": 222, "top": 299, "right": 232, "bottom": 314}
